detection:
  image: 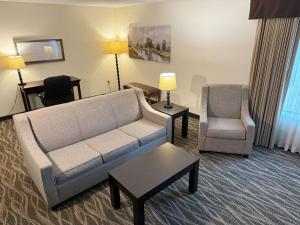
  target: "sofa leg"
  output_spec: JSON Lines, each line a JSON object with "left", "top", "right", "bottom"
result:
{"left": 243, "top": 154, "right": 249, "bottom": 159}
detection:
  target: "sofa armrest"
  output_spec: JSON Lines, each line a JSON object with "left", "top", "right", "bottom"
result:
{"left": 241, "top": 86, "right": 255, "bottom": 141}
{"left": 199, "top": 85, "right": 208, "bottom": 137}
{"left": 13, "top": 113, "right": 59, "bottom": 207}
{"left": 135, "top": 88, "right": 172, "bottom": 142}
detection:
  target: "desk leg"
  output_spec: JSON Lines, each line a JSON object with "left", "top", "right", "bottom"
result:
{"left": 189, "top": 160, "right": 199, "bottom": 193}
{"left": 77, "top": 84, "right": 82, "bottom": 99}
{"left": 133, "top": 199, "right": 145, "bottom": 225}
{"left": 182, "top": 109, "right": 189, "bottom": 138}
{"left": 20, "top": 90, "right": 29, "bottom": 112}
{"left": 172, "top": 117, "right": 175, "bottom": 144}
{"left": 24, "top": 92, "right": 32, "bottom": 111}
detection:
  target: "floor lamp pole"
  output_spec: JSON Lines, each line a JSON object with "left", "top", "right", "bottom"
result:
{"left": 17, "top": 69, "right": 26, "bottom": 86}
{"left": 115, "top": 54, "right": 121, "bottom": 91}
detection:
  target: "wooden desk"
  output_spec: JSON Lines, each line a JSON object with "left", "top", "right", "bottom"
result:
{"left": 19, "top": 76, "right": 82, "bottom": 112}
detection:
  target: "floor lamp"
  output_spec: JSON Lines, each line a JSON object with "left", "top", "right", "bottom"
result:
{"left": 106, "top": 41, "right": 127, "bottom": 91}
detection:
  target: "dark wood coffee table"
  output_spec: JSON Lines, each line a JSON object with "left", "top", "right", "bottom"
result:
{"left": 152, "top": 101, "right": 189, "bottom": 144}
{"left": 108, "top": 143, "right": 199, "bottom": 225}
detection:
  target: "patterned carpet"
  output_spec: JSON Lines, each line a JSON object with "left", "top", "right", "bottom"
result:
{"left": 1, "top": 117, "right": 300, "bottom": 225}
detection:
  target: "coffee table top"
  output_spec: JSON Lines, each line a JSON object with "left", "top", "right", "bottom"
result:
{"left": 108, "top": 143, "right": 198, "bottom": 199}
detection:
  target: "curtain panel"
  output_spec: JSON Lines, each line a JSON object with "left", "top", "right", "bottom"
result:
{"left": 275, "top": 40, "right": 300, "bottom": 153}
{"left": 249, "top": 18, "right": 300, "bottom": 148}
{"left": 249, "top": 0, "right": 300, "bottom": 19}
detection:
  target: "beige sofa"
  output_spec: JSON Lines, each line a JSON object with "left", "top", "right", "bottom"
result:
{"left": 198, "top": 84, "right": 255, "bottom": 157}
{"left": 13, "top": 89, "right": 172, "bottom": 207}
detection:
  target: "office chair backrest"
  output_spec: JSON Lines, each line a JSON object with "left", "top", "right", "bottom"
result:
{"left": 43, "top": 75, "right": 74, "bottom": 106}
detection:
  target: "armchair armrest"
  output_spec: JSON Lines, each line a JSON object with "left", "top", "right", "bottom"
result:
{"left": 13, "top": 113, "right": 59, "bottom": 207}
{"left": 241, "top": 86, "right": 255, "bottom": 141}
{"left": 199, "top": 85, "right": 208, "bottom": 137}
{"left": 135, "top": 88, "right": 172, "bottom": 142}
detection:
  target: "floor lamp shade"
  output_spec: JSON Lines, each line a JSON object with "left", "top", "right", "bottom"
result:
{"left": 7, "top": 56, "right": 26, "bottom": 70}
{"left": 7, "top": 56, "right": 26, "bottom": 85}
{"left": 106, "top": 41, "right": 127, "bottom": 54}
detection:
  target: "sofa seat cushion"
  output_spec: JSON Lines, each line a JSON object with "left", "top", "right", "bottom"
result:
{"left": 119, "top": 119, "right": 166, "bottom": 146}
{"left": 47, "top": 142, "right": 103, "bottom": 185}
{"left": 85, "top": 129, "right": 139, "bottom": 163}
{"left": 207, "top": 117, "right": 246, "bottom": 140}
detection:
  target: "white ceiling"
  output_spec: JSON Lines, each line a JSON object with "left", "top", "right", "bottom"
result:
{"left": 0, "top": 0, "right": 167, "bottom": 7}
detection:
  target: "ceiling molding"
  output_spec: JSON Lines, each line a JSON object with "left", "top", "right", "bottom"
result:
{"left": 0, "top": 0, "right": 167, "bottom": 8}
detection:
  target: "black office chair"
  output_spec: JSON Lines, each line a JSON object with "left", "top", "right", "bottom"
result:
{"left": 40, "top": 75, "right": 74, "bottom": 107}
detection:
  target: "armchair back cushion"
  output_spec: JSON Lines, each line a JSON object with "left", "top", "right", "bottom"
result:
{"left": 106, "top": 89, "right": 142, "bottom": 127}
{"left": 73, "top": 95, "right": 117, "bottom": 140}
{"left": 27, "top": 104, "right": 82, "bottom": 153}
{"left": 207, "top": 84, "right": 243, "bottom": 119}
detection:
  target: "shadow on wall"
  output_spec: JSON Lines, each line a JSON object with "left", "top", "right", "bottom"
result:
{"left": 190, "top": 75, "right": 207, "bottom": 108}
{"left": 171, "top": 93, "right": 181, "bottom": 105}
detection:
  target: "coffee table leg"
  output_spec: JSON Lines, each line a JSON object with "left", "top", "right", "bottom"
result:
{"left": 133, "top": 199, "right": 144, "bottom": 225}
{"left": 109, "top": 178, "right": 120, "bottom": 209}
{"left": 189, "top": 160, "right": 199, "bottom": 193}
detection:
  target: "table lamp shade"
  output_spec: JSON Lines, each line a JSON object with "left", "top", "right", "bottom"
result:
{"left": 7, "top": 56, "right": 26, "bottom": 70}
{"left": 106, "top": 41, "right": 127, "bottom": 54}
{"left": 159, "top": 73, "right": 177, "bottom": 91}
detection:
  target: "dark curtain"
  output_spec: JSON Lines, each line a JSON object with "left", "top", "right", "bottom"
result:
{"left": 249, "top": 0, "right": 300, "bottom": 19}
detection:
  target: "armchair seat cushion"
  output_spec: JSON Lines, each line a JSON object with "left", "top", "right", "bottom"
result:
{"left": 85, "top": 129, "right": 139, "bottom": 163}
{"left": 119, "top": 119, "right": 166, "bottom": 146}
{"left": 46, "top": 142, "right": 103, "bottom": 185}
{"left": 207, "top": 117, "right": 246, "bottom": 140}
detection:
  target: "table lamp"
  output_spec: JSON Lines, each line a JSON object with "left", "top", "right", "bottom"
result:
{"left": 159, "top": 72, "right": 177, "bottom": 108}
{"left": 7, "top": 55, "right": 26, "bottom": 86}
{"left": 106, "top": 41, "right": 127, "bottom": 91}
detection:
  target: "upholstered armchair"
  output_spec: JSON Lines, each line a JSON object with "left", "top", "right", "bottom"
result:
{"left": 198, "top": 84, "right": 255, "bottom": 157}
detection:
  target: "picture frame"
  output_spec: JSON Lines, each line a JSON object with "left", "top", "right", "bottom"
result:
{"left": 14, "top": 38, "right": 65, "bottom": 64}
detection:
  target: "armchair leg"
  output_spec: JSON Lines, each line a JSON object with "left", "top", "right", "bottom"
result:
{"left": 243, "top": 154, "right": 249, "bottom": 159}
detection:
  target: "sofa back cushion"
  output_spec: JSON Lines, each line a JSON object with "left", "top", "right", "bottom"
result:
{"left": 106, "top": 89, "right": 142, "bottom": 127}
{"left": 27, "top": 104, "right": 82, "bottom": 152}
{"left": 207, "top": 84, "right": 242, "bottom": 119}
{"left": 73, "top": 95, "right": 117, "bottom": 140}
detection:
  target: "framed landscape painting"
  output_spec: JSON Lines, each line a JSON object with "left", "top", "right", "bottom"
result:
{"left": 128, "top": 25, "right": 171, "bottom": 63}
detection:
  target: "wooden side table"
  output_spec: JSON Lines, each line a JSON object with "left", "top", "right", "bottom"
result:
{"left": 152, "top": 101, "right": 189, "bottom": 143}
{"left": 123, "top": 82, "right": 161, "bottom": 103}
